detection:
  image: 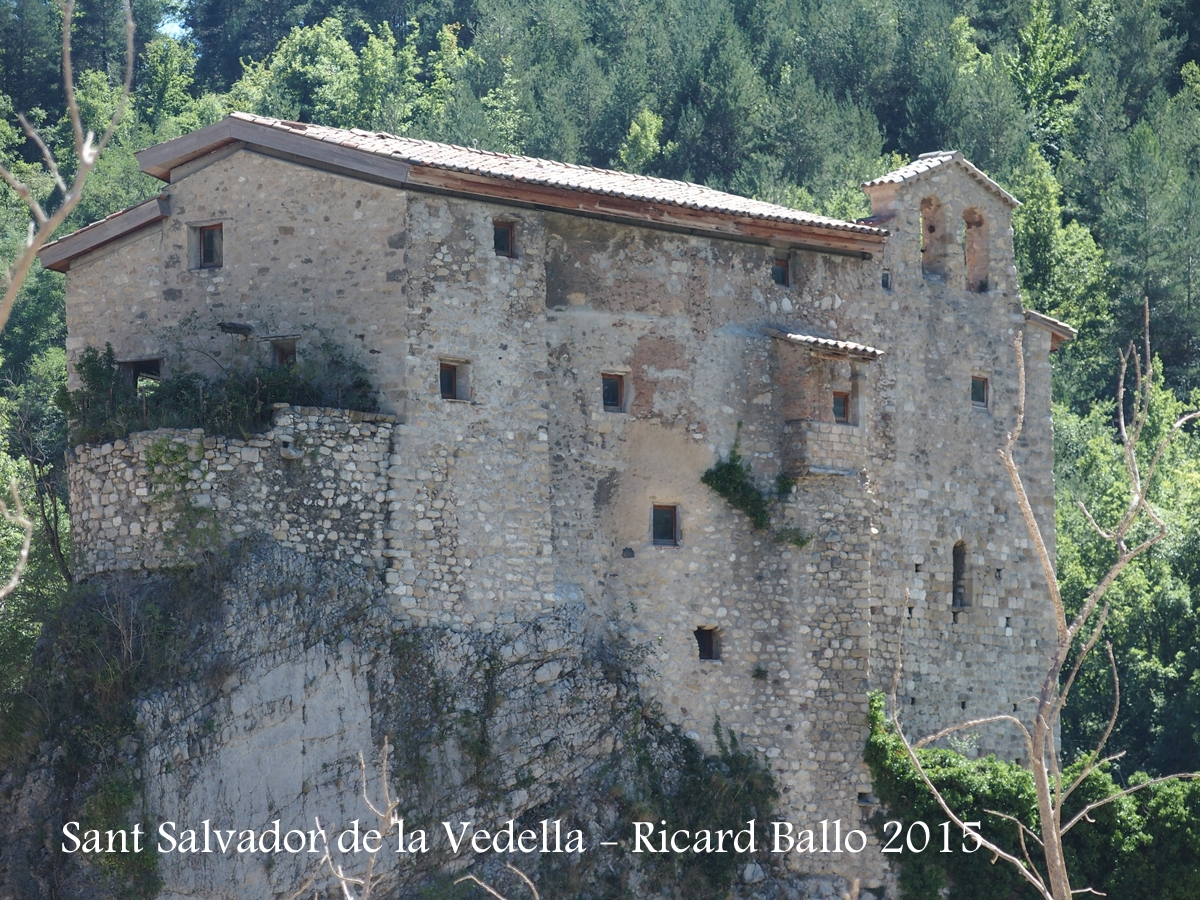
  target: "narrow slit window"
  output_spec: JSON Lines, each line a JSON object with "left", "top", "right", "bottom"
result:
{"left": 652, "top": 504, "right": 679, "bottom": 546}
{"left": 694, "top": 627, "right": 718, "bottom": 660}
{"left": 493, "top": 221, "right": 515, "bottom": 257}
{"left": 971, "top": 376, "right": 988, "bottom": 408}
{"left": 601, "top": 373, "right": 625, "bottom": 412}
{"left": 881, "top": 271, "right": 892, "bottom": 290}
{"left": 952, "top": 541, "right": 969, "bottom": 608}
{"left": 440, "top": 360, "right": 470, "bottom": 400}
{"left": 199, "top": 224, "right": 223, "bottom": 268}
{"left": 833, "top": 391, "right": 851, "bottom": 423}
{"left": 771, "top": 256, "right": 790, "bottom": 286}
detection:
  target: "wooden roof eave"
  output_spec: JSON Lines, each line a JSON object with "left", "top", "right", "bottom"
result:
{"left": 138, "top": 117, "right": 414, "bottom": 187}
{"left": 38, "top": 196, "right": 170, "bottom": 272}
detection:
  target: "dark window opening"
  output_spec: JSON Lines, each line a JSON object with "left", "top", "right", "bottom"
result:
{"left": 771, "top": 257, "right": 790, "bottom": 286}
{"left": 271, "top": 339, "right": 297, "bottom": 366}
{"left": 118, "top": 358, "right": 162, "bottom": 384}
{"left": 440, "top": 362, "right": 459, "bottom": 399}
{"left": 833, "top": 391, "right": 850, "bottom": 423}
{"left": 881, "top": 271, "right": 891, "bottom": 290}
{"left": 971, "top": 376, "right": 988, "bottom": 407}
{"left": 602, "top": 373, "right": 625, "bottom": 412}
{"left": 199, "top": 224, "right": 223, "bottom": 268}
{"left": 694, "top": 627, "right": 717, "bottom": 660}
{"left": 952, "top": 541, "right": 968, "bottom": 607}
{"left": 493, "top": 222, "right": 515, "bottom": 257}
{"left": 652, "top": 504, "right": 679, "bottom": 546}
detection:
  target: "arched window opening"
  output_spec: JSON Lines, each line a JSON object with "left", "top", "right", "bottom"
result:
{"left": 962, "top": 207, "right": 989, "bottom": 292}
{"left": 920, "top": 196, "right": 948, "bottom": 278}
{"left": 952, "top": 541, "right": 969, "bottom": 607}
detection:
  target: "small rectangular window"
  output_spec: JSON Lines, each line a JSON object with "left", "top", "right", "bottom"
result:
{"left": 118, "top": 357, "right": 162, "bottom": 384}
{"left": 199, "top": 224, "right": 223, "bottom": 268}
{"left": 652, "top": 504, "right": 679, "bottom": 546}
{"left": 971, "top": 376, "right": 988, "bottom": 408}
{"left": 493, "top": 222, "right": 515, "bottom": 257}
{"left": 881, "top": 271, "right": 892, "bottom": 290}
{"left": 440, "top": 360, "right": 471, "bottom": 400}
{"left": 771, "top": 257, "right": 790, "bottom": 286}
{"left": 601, "top": 373, "right": 625, "bottom": 412}
{"left": 833, "top": 391, "right": 850, "bottom": 423}
{"left": 271, "top": 339, "right": 297, "bottom": 367}
{"left": 694, "top": 627, "right": 718, "bottom": 660}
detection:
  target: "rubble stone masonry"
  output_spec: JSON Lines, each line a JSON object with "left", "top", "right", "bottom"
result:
{"left": 62, "top": 143, "right": 1064, "bottom": 894}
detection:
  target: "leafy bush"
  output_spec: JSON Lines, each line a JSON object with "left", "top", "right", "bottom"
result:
{"left": 56, "top": 342, "right": 378, "bottom": 444}
{"left": 865, "top": 692, "right": 1200, "bottom": 900}
{"left": 701, "top": 435, "right": 770, "bottom": 529}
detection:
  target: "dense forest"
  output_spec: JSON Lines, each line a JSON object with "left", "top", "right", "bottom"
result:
{"left": 1, "top": 0, "right": 1200, "bottom": 870}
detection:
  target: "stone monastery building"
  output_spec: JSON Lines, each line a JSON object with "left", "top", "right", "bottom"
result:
{"left": 43, "top": 114, "right": 1074, "bottom": 894}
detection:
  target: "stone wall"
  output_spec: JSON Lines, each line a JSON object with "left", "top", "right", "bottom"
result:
{"left": 68, "top": 406, "right": 395, "bottom": 577}
{"left": 60, "top": 143, "right": 1065, "bottom": 897}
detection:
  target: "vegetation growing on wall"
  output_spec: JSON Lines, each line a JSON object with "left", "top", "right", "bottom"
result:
{"left": 56, "top": 341, "right": 378, "bottom": 444}
{"left": 701, "top": 434, "right": 771, "bottom": 529}
{"left": 702, "top": 430, "right": 810, "bottom": 548}
{"left": 864, "top": 693, "right": 1200, "bottom": 900}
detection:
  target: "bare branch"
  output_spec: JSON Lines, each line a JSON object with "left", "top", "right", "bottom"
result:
{"left": 59, "top": 0, "right": 89, "bottom": 159}
{"left": 16, "top": 113, "right": 66, "bottom": 195}
{"left": 1061, "top": 773, "right": 1200, "bottom": 836}
{"left": 456, "top": 864, "right": 541, "bottom": 900}
{"left": 891, "top": 714, "right": 1055, "bottom": 900}
{"left": 914, "top": 714, "right": 1034, "bottom": 763}
{"left": 984, "top": 809, "right": 1045, "bottom": 849}
{"left": 1075, "top": 500, "right": 1114, "bottom": 541}
{"left": 999, "top": 332, "right": 1067, "bottom": 641}
{"left": 0, "top": 479, "right": 33, "bottom": 609}
{"left": 0, "top": 0, "right": 135, "bottom": 339}
{"left": 0, "top": 165, "right": 47, "bottom": 225}
{"left": 1052, "top": 605, "right": 1110, "bottom": 727}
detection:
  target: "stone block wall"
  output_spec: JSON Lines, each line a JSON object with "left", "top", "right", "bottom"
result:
{"left": 785, "top": 420, "right": 869, "bottom": 474}
{"left": 59, "top": 141, "right": 1066, "bottom": 897}
{"left": 68, "top": 406, "right": 395, "bottom": 577}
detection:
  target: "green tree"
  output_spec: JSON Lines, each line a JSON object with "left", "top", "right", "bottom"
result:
{"left": 1011, "top": 146, "right": 1113, "bottom": 407}
{"left": 1007, "top": 0, "right": 1086, "bottom": 161}
{"left": 614, "top": 107, "right": 675, "bottom": 174}
{"left": 135, "top": 35, "right": 197, "bottom": 131}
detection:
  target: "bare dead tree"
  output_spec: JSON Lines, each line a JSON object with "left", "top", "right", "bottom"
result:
{"left": 289, "top": 739, "right": 542, "bottom": 900}
{"left": 0, "top": 0, "right": 135, "bottom": 338}
{"left": 289, "top": 740, "right": 402, "bottom": 900}
{"left": 886, "top": 308, "right": 1200, "bottom": 900}
{"left": 0, "top": 0, "right": 136, "bottom": 611}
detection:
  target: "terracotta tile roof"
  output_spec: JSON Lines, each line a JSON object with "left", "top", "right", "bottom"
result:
{"left": 224, "top": 113, "right": 884, "bottom": 236}
{"left": 763, "top": 327, "right": 884, "bottom": 360}
{"left": 863, "top": 151, "right": 1018, "bottom": 207}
